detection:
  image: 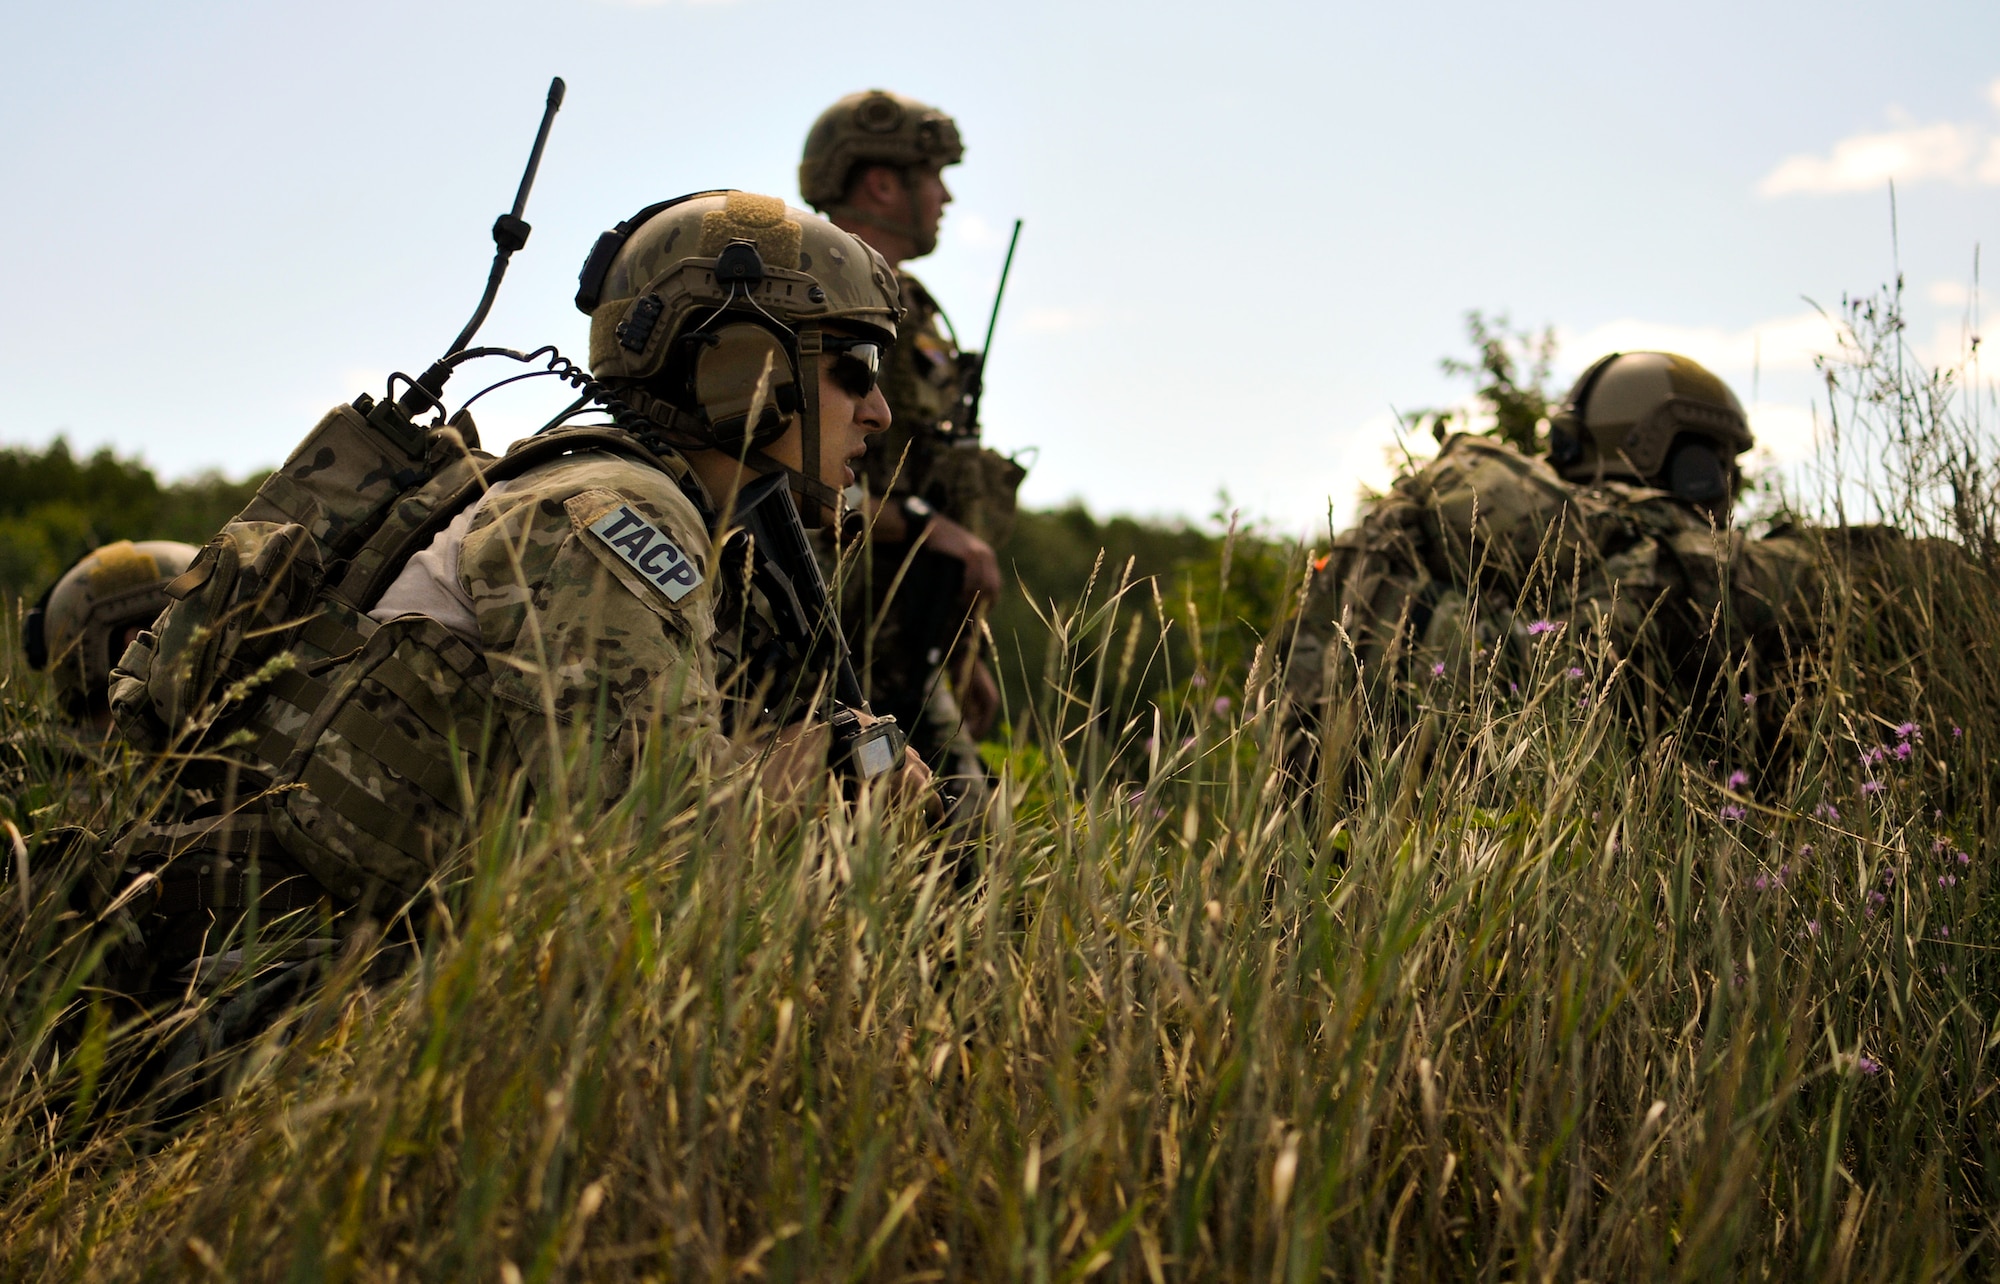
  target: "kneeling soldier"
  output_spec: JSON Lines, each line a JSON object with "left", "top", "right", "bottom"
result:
{"left": 100, "top": 192, "right": 928, "bottom": 1072}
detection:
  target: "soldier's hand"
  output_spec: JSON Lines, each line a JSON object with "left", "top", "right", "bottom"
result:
{"left": 757, "top": 717, "right": 933, "bottom": 817}
{"left": 894, "top": 745, "right": 941, "bottom": 820}
{"left": 919, "top": 515, "right": 1001, "bottom": 608}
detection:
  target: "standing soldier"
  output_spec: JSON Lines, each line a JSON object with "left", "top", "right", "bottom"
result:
{"left": 799, "top": 90, "right": 1027, "bottom": 817}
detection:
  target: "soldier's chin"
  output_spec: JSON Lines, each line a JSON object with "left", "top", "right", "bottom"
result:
{"left": 843, "top": 465, "right": 856, "bottom": 486}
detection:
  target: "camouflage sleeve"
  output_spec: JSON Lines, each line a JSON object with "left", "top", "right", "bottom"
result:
{"left": 455, "top": 453, "right": 738, "bottom": 799}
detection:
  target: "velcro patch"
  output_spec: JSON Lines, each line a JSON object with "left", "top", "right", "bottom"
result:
{"left": 587, "top": 505, "right": 704, "bottom": 602}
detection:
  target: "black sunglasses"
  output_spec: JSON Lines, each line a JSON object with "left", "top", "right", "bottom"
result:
{"left": 821, "top": 336, "right": 883, "bottom": 399}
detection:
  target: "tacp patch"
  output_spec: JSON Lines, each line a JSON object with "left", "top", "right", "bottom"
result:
{"left": 587, "top": 505, "right": 704, "bottom": 602}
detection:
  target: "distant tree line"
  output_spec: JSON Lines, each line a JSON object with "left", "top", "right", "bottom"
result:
{"left": 0, "top": 440, "right": 262, "bottom": 603}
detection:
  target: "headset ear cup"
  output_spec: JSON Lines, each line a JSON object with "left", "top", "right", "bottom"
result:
{"left": 22, "top": 580, "right": 54, "bottom": 670}
{"left": 1548, "top": 415, "right": 1582, "bottom": 469}
{"left": 691, "top": 323, "right": 799, "bottom": 447}
{"left": 23, "top": 608, "right": 47, "bottom": 671}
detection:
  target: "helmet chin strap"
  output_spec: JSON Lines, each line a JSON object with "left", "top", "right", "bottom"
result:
{"left": 794, "top": 324, "right": 826, "bottom": 528}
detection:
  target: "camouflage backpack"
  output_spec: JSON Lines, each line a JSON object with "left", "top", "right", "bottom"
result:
{"left": 110, "top": 395, "right": 695, "bottom": 909}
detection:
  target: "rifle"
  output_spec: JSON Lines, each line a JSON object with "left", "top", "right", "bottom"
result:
{"left": 732, "top": 471, "right": 906, "bottom": 782}
{"left": 896, "top": 219, "right": 1022, "bottom": 719}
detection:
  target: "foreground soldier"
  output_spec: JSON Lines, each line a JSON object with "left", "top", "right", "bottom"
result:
{"left": 100, "top": 191, "right": 928, "bottom": 1053}
{"left": 800, "top": 90, "right": 1026, "bottom": 812}
{"left": 1285, "top": 352, "right": 1822, "bottom": 778}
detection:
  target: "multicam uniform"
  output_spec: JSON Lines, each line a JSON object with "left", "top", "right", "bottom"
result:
{"left": 371, "top": 446, "right": 777, "bottom": 800}
{"left": 1284, "top": 432, "right": 1822, "bottom": 767}
{"left": 101, "top": 189, "right": 902, "bottom": 1009}
{"left": 844, "top": 273, "right": 1024, "bottom": 790}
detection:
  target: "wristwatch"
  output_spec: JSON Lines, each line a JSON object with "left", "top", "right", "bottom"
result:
{"left": 899, "top": 494, "right": 935, "bottom": 539}
{"left": 829, "top": 706, "right": 904, "bottom": 783}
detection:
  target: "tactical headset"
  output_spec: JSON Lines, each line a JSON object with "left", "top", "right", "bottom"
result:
{"left": 1548, "top": 351, "right": 1739, "bottom": 512}
{"left": 575, "top": 196, "right": 883, "bottom": 525}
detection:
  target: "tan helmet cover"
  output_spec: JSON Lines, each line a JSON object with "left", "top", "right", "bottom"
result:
{"left": 588, "top": 191, "right": 900, "bottom": 387}
{"left": 799, "top": 90, "right": 965, "bottom": 213}
{"left": 36, "top": 539, "right": 197, "bottom": 711}
{"left": 1552, "top": 351, "right": 1754, "bottom": 486}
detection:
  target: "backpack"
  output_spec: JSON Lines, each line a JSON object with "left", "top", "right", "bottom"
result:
{"left": 110, "top": 395, "right": 696, "bottom": 907}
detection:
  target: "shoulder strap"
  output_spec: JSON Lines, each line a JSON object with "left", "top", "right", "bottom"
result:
{"left": 333, "top": 426, "right": 709, "bottom": 608}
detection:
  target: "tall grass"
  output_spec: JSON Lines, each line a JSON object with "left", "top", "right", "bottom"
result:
{"left": 3, "top": 285, "right": 2000, "bottom": 1280}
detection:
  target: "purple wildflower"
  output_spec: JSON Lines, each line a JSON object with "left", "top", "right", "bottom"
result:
{"left": 1727, "top": 770, "right": 1749, "bottom": 791}
{"left": 1213, "top": 696, "right": 1232, "bottom": 715}
{"left": 1940, "top": 874, "right": 1958, "bottom": 888}
{"left": 1508, "top": 682, "right": 1520, "bottom": 696}
{"left": 1805, "top": 919, "right": 1821, "bottom": 936}
{"left": 1893, "top": 741, "right": 1913, "bottom": 761}
{"left": 1861, "top": 780, "right": 1884, "bottom": 795}
{"left": 1815, "top": 802, "right": 1840, "bottom": 821}
{"left": 1865, "top": 746, "right": 1887, "bottom": 766}
{"left": 1430, "top": 661, "right": 1446, "bottom": 678}
{"left": 1939, "top": 925, "right": 1951, "bottom": 938}
{"left": 1957, "top": 851, "right": 1971, "bottom": 865}
{"left": 1743, "top": 692, "right": 1758, "bottom": 706}
{"left": 1527, "top": 619, "right": 1556, "bottom": 636}
{"left": 1883, "top": 867, "right": 1896, "bottom": 885}
{"left": 1722, "top": 804, "right": 1748, "bottom": 823}
{"left": 1752, "top": 873, "right": 1770, "bottom": 891}
{"left": 1953, "top": 725, "right": 1964, "bottom": 739}
{"left": 1933, "top": 837, "right": 1949, "bottom": 853}
{"left": 1799, "top": 844, "right": 1815, "bottom": 858}
{"left": 1897, "top": 721, "right": 1920, "bottom": 740}
{"left": 1567, "top": 666, "right": 1584, "bottom": 678}
{"left": 1190, "top": 672, "right": 1208, "bottom": 689}
{"left": 1858, "top": 1056, "right": 1882, "bottom": 1075}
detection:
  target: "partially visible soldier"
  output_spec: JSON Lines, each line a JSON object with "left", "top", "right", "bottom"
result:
{"left": 24, "top": 540, "right": 197, "bottom": 733}
{"left": 1284, "top": 352, "right": 1825, "bottom": 780}
{"left": 800, "top": 90, "right": 1027, "bottom": 815}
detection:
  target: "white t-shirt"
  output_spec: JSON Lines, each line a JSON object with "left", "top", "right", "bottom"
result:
{"left": 367, "top": 480, "right": 513, "bottom": 645}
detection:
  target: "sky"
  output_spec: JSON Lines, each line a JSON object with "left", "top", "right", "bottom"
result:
{"left": 3, "top": 0, "right": 1998, "bottom": 537}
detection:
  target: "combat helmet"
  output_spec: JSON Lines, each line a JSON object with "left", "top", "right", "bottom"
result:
{"left": 1548, "top": 351, "right": 1754, "bottom": 514}
{"left": 25, "top": 539, "right": 198, "bottom": 720}
{"left": 800, "top": 90, "right": 963, "bottom": 257}
{"left": 574, "top": 190, "right": 901, "bottom": 519}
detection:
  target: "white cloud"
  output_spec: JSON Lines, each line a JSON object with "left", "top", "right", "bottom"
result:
{"left": 1561, "top": 310, "right": 1841, "bottom": 374}
{"left": 1758, "top": 78, "right": 2000, "bottom": 196}
{"left": 950, "top": 211, "right": 1012, "bottom": 250}
{"left": 1745, "top": 400, "right": 1819, "bottom": 465}
{"left": 1928, "top": 280, "right": 1971, "bottom": 307}
{"left": 1759, "top": 122, "right": 1983, "bottom": 196}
